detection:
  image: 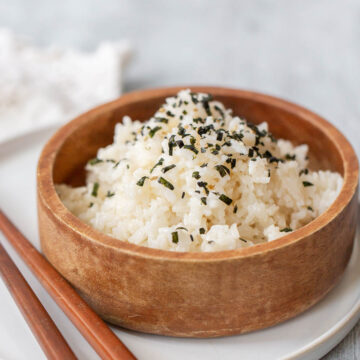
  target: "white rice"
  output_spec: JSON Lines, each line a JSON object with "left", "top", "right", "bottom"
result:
{"left": 56, "top": 89, "right": 343, "bottom": 252}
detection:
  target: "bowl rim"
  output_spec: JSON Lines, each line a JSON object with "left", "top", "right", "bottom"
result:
{"left": 37, "top": 86, "right": 359, "bottom": 262}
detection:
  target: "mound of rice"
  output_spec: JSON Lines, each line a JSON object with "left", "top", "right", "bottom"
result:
{"left": 56, "top": 89, "right": 343, "bottom": 252}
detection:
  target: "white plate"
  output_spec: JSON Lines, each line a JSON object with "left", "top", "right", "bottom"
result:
{"left": 0, "top": 126, "right": 359, "bottom": 360}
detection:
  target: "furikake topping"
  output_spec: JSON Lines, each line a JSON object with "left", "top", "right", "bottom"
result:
{"left": 285, "top": 153, "right": 296, "bottom": 161}
{"left": 171, "top": 231, "right": 179, "bottom": 243}
{"left": 197, "top": 181, "right": 209, "bottom": 195}
{"left": 149, "top": 126, "right": 162, "bottom": 138}
{"left": 219, "top": 194, "right": 232, "bottom": 205}
{"left": 158, "top": 177, "right": 174, "bottom": 190}
{"left": 132, "top": 91, "right": 316, "bottom": 232}
{"left": 168, "top": 135, "right": 177, "bottom": 156}
{"left": 150, "top": 158, "right": 164, "bottom": 173}
{"left": 136, "top": 176, "right": 148, "bottom": 187}
{"left": 162, "top": 164, "right": 176, "bottom": 173}
{"left": 106, "top": 191, "right": 115, "bottom": 198}
{"left": 214, "top": 164, "right": 230, "bottom": 177}
{"left": 302, "top": 181, "right": 314, "bottom": 187}
{"left": 176, "top": 140, "right": 184, "bottom": 148}
{"left": 214, "top": 105, "right": 224, "bottom": 118}
{"left": 280, "top": 227, "right": 293, "bottom": 232}
{"left": 178, "top": 125, "right": 186, "bottom": 136}
{"left": 176, "top": 226, "right": 188, "bottom": 231}
{"left": 91, "top": 182, "right": 99, "bottom": 197}
{"left": 192, "top": 171, "right": 201, "bottom": 179}
{"left": 184, "top": 144, "right": 199, "bottom": 154}
{"left": 190, "top": 93, "right": 199, "bottom": 104}
{"left": 155, "top": 117, "right": 168, "bottom": 124}
{"left": 70, "top": 90, "right": 336, "bottom": 252}
{"left": 89, "top": 158, "right": 103, "bottom": 165}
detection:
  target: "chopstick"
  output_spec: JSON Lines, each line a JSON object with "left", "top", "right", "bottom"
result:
{"left": 0, "top": 242, "right": 77, "bottom": 360}
{"left": 0, "top": 209, "right": 136, "bottom": 360}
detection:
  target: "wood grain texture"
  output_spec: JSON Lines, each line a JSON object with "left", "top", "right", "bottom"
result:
{"left": 37, "top": 86, "right": 359, "bottom": 338}
{"left": 0, "top": 210, "right": 136, "bottom": 360}
{"left": 0, "top": 241, "right": 76, "bottom": 360}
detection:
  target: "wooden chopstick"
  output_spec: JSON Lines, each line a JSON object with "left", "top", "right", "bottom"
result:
{"left": 0, "top": 242, "right": 77, "bottom": 360}
{"left": 0, "top": 209, "right": 136, "bottom": 360}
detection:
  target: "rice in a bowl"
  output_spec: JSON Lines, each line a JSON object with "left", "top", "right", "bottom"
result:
{"left": 56, "top": 89, "right": 343, "bottom": 252}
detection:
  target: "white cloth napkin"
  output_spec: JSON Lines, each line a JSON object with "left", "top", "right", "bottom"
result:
{"left": 0, "top": 28, "right": 131, "bottom": 143}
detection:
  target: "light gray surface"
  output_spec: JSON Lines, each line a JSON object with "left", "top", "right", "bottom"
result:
{"left": 0, "top": 0, "right": 359, "bottom": 359}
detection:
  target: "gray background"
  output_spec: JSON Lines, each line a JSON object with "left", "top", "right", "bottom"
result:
{"left": 0, "top": 0, "right": 359, "bottom": 358}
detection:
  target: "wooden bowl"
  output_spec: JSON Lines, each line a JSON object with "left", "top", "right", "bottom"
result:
{"left": 37, "top": 87, "right": 359, "bottom": 338}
